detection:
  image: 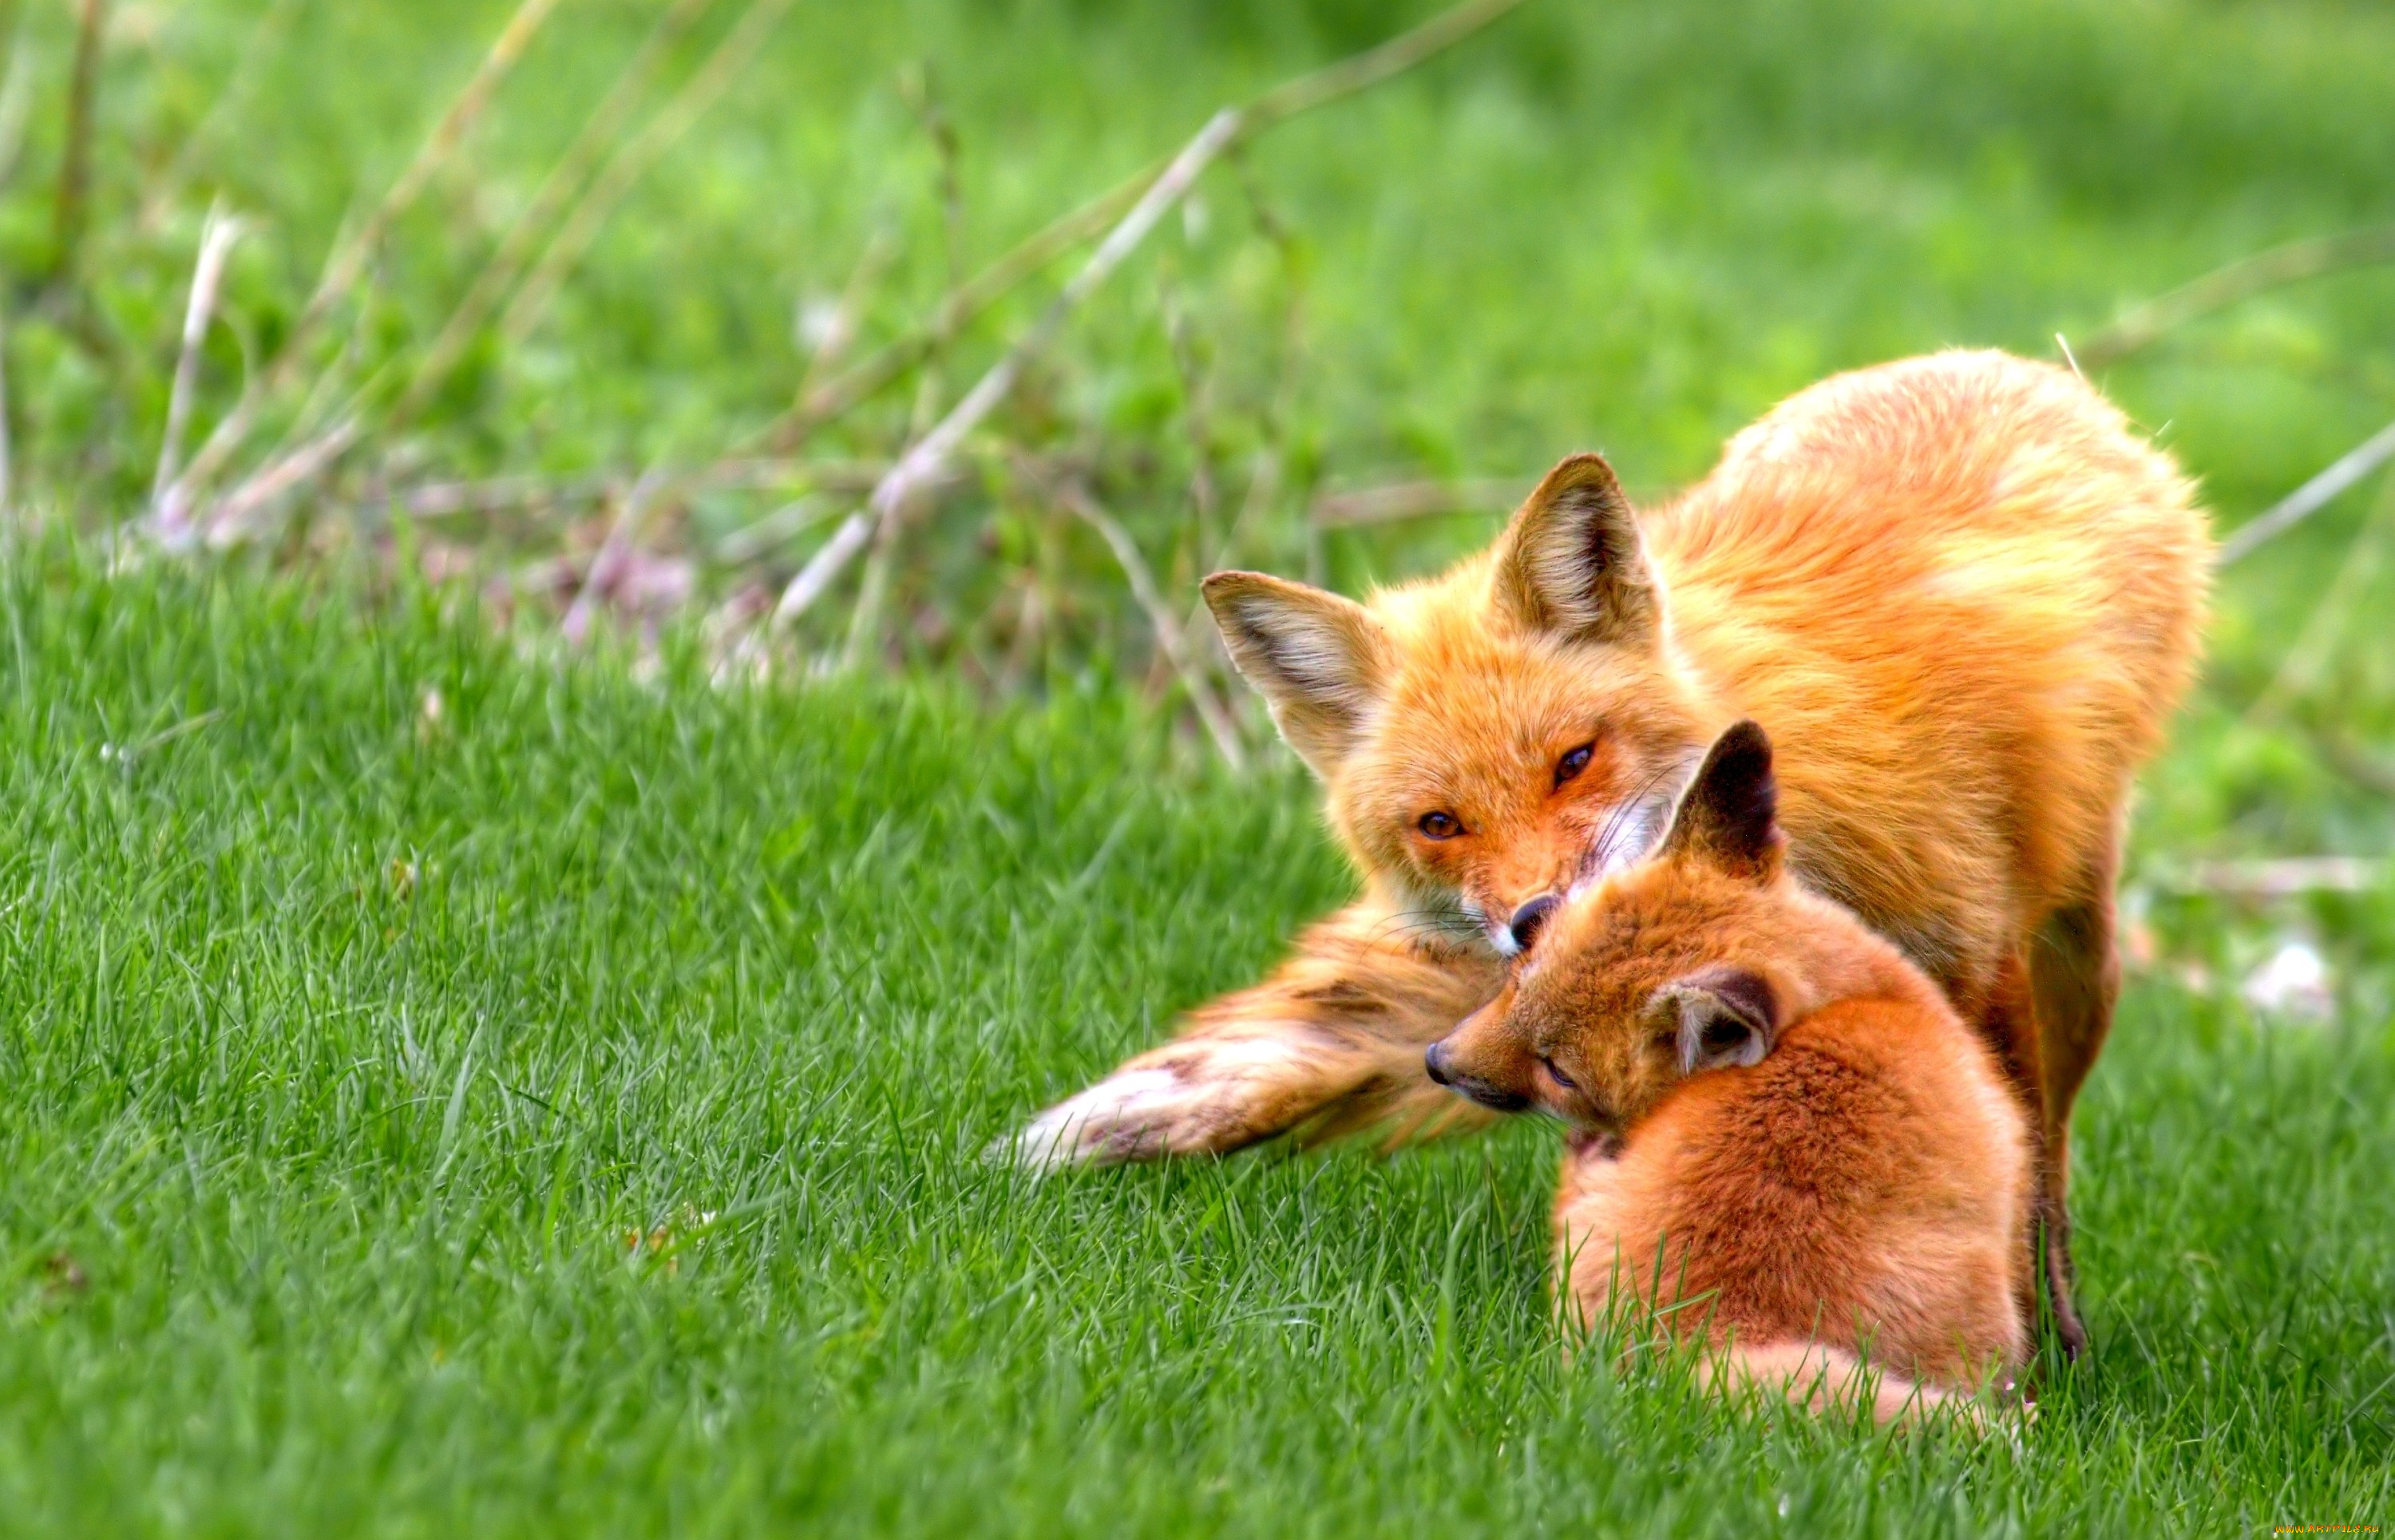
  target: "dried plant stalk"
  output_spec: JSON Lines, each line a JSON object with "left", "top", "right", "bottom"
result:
{"left": 167, "top": 0, "right": 568, "bottom": 516}
{"left": 394, "top": 0, "right": 720, "bottom": 426}
{"left": 1059, "top": 482, "right": 1248, "bottom": 772}
{"left": 761, "top": 0, "right": 1526, "bottom": 453}
{"left": 2078, "top": 224, "right": 2395, "bottom": 369}
{"left": 151, "top": 205, "right": 245, "bottom": 537}
{"left": 500, "top": 0, "right": 797, "bottom": 344}
{"left": 47, "top": 0, "right": 107, "bottom": 288}
{"left": 2219, "top": 417, "right": 2395, "bottom": 568}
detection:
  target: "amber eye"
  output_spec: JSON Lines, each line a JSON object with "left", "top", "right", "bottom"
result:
{"left": 1541, "top": 1055, "right": 1578, "bottom": 1091}
{"left": 1417, "top": 811, "right": 1463, "bottom": 840}
{"left": 1554, "top": 742, "right": 1595, "bottom": 788}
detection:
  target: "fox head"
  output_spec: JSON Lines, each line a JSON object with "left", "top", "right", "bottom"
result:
{"left": 1423, "top": 720, "right": 1804, "bottom": 1137}
{"left": 1204, "top": 454, "right": 1712, "bottom": 957}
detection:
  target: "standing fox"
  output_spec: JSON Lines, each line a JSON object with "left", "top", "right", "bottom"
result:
{"left": 1427, "top": 720, "right": 2033, "bottom": 1423}
{"left": 1007, "top": 350, "right": 2211, "bottom": 1352}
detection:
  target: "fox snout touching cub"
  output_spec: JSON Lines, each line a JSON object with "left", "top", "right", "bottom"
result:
{"left": 1430, "top": 721, "right": 2032, "bottom": 1423}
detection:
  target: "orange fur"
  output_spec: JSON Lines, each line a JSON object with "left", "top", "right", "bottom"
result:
{"left": 1434, "top": 722, "right": 2032, "bottom": 1423}
{"left": 1006, "top": 350, "right": 2209, "bottom": 1348}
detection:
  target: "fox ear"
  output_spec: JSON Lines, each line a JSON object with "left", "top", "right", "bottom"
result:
{"left": 1659, "top": 719, "right": 1784, "bottom": 880}
{"left": 1662, "top": 965, "right": 1780, "bottom": 1075}
{"left": 1493, "top": 453, "right": 1657, "bottom": 647}
{"left": 1202, "top": 571, "right": 1389, "bottom": 777}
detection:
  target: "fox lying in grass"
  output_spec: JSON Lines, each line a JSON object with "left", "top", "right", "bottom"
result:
{"left": 1007, "top": 349, "right": 2210, "bottom": 1352}
{"left": 1427, "top": 720, "right": 2032, "bottom": 1424}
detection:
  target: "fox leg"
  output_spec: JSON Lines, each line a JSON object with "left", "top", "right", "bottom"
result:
{"left": 2028, "top": 849, "right": 2122, "bottom": 1362}
{"left": 1000, "top": 898, "right": 1504, "bottom": 1169}
{"left": 1704, "top": 1342, "right": 1997, "bottom": 1431}
{"left": 1973, "top": 944, "right": 2088, "bottom": 1356}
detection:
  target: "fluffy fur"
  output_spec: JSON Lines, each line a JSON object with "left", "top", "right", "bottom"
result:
{"left": 1431, "top": 722, "right": 2033, "bottom": 1424}
{"left": 1006, "top": 350, "right": 2211, "bottom": 1352}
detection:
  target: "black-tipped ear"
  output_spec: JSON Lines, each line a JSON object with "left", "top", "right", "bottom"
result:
{"left": 1202, "top": 571, "right": 1389, "bottom": 778}
{"left": 1663, "top": 966, "right": 1780, "bottom": 1075}
{"left": 1659, "top": 719, "right": 1783, "bottom": 880}
{"left": 1492, "top": 453, "right": 1657, "bottom": 647}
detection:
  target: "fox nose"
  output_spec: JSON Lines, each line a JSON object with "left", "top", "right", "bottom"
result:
{"left": 1423, "top": 1041, "right": 1454, "bottom": 1086}
{"left": 1509, "top": 895, "right": 1561, "bottom": 952}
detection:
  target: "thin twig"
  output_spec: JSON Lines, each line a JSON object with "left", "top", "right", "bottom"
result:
{"left": 762, "top": 179, "right": 1146, "bottom": 451}
{"left": 773, "top": 106, "right": 1246, "bottom": 631}
{"left": 2219, "top": 417, "right": 2395, "bottom": 567}
{"left": 2244, "top": 470, "right": 2394, "bottom": 722}
{"left": 376, "top": 456, "right": 891, "bottom": 520}
{"left": 561, "top": 466, "right": 667, "bottom": 644}
{"left": 138, "top": 0, "right": 302, "bottom": 229}
{"left": 500, "top": 0, "right": 796, "bottom": 344}
{"left": 166, "top": 0, "right": 568, "bottom": 513}
{"left": 394, "top": 0, "right": 720, "bottom": 426}
{"left": 203, "top": 418, "right": 360, "bottom": 545}
{"left": 1311, "top": 477, "right": 1529, "bottom": 528}
{"left": 796, "top": 225, "right": 899, "bottom": 398}
{"left": 307, "top": 0, "right": 567, "bottom": 347}
{"left": 2078, "top": 224, "right": 2395, "bottom": 369}
{"left": 151, "top": 205, "right": 244, "bottom": 537}
{"left": 1056, "top": 481, "right": 1247, "bottom": 771}
{"left": 0, "top": 299, "right": 11, "bottom": 517}
{"left": 758, "top": 0, "right": 1526, "bottom": 453}
{"left": 46, "top": 0, "right": 106, "bottom": 290}
{"left": 0, "top": 22, "right": 37, "bottom": 192}
{"left": 2151, "top": 857, "right": 2387, "bottom": 898}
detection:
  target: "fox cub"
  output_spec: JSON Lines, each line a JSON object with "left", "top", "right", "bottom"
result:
{"left": 1428, "top": 721, "right": 2032, "bottom": 1423}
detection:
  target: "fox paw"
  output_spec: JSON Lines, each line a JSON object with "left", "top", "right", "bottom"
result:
{"left": 992, "top": 1037, "right": 1327, "bottom": 1170}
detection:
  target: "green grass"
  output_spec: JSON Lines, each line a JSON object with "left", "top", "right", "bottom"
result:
{"left": 3, "top": 0, "right": 2394, "bottom": 1530}
{"left": 1, "top": 541, "right": 2390, "bottom": 1535}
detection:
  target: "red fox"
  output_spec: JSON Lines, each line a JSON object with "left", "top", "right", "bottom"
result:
{"left": 1427, "top": 720, "right": 2033, "bottom": 1423}
{"left": 1005, "top": 350, "right": 2210, "bottom": 1352}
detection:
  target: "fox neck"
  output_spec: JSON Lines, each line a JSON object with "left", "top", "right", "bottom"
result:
{"left": 1766, "top": 884, "right": 1944, "bottom": 1022}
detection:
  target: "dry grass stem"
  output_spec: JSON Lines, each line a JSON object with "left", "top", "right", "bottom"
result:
{"left": 1057, "top": 481, "right": 1247, "bottom": 771}
{"left": 395, "top": 0, "right": 721, "bottom": 426}
{"left": 0, "top": 299, "right": 11, "bottom": 514}
{"left": 204, "top": 417, "right": 359, "bottom": 546}
{"left": 775, "top": 105, "right": 1248, "bottom": 632}
{"left": 761, "top": 0, "right": 1523, "bottom": 457}
{"left": 2219, "top": 416, "right": 2395, "bottom": 567}
{"left": 2079, "top": 224, "right": 2395, "bottom": 369}
{"left": 169, "top": 0, "right": 568, "bottom": 517}
{"left": 0, "top": 27, "right": 36, "bottom": 192}
{"left": 500, "top": 0, "right": 797, "bottom": 346}
{"left": 139, "top": 0, "right": 302, "bottom": 229}
{"left": 2154, "top": 856, "right": 2389, "bottom": 897}
{"left": 381, "top": 457, "right": 890, "bottom": 521}
{"left": 562, "top": 467, "right": 668, "bottom": 644}
{"left": 47, "top": 0, "right": 108, "bottom": 288}
{"left": 1311, "top": 477, "right": 1529, "bottom": 528}
{"left": 150, "top": 205, "right": 245, "bottom": 536}
{"left": 797, "top": 228, "right": 900, "bottom": 398}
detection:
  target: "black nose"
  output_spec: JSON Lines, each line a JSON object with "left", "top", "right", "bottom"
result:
{"left": 1509, "top": 894, "right": 1561, "bottom": 952}
{"left": 1423, "top": 1042, "right": 1453, "bottom": 1086}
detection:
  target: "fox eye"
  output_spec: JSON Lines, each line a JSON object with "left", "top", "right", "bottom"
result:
{"left": 1554, "top": 742, "right": 1595, "bottom": 788}
{"left": 1417, "top": 811, "right": 1463, "bottom": 840}
{"left": 1540, "top": 1055, "right": 1578, "bottom": 1091}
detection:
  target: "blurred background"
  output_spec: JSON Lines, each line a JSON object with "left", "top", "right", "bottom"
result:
{"left": 1, "top": 0, "right": 2391, "bottom": 1000}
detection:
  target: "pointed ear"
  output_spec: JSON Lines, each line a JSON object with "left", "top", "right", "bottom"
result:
{"left": 1492, "top": 453, "right": 1656, "bottom": 647}
{"left": 1202, "top": 571, "right": 1389, "bottom": 777}
{"left": 1659, "top": 719, "right": 1784, "bottom": 880}
{"left": 1661, "top": 965, "right": 1780, "bottom": 1075}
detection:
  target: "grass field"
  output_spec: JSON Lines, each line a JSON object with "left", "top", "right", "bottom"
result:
{"left": 0, "top": 544, "right": 2389, "bottom": 1535}
{"left": 3, "top": 0, "right": 2394, "bottom": 1531}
